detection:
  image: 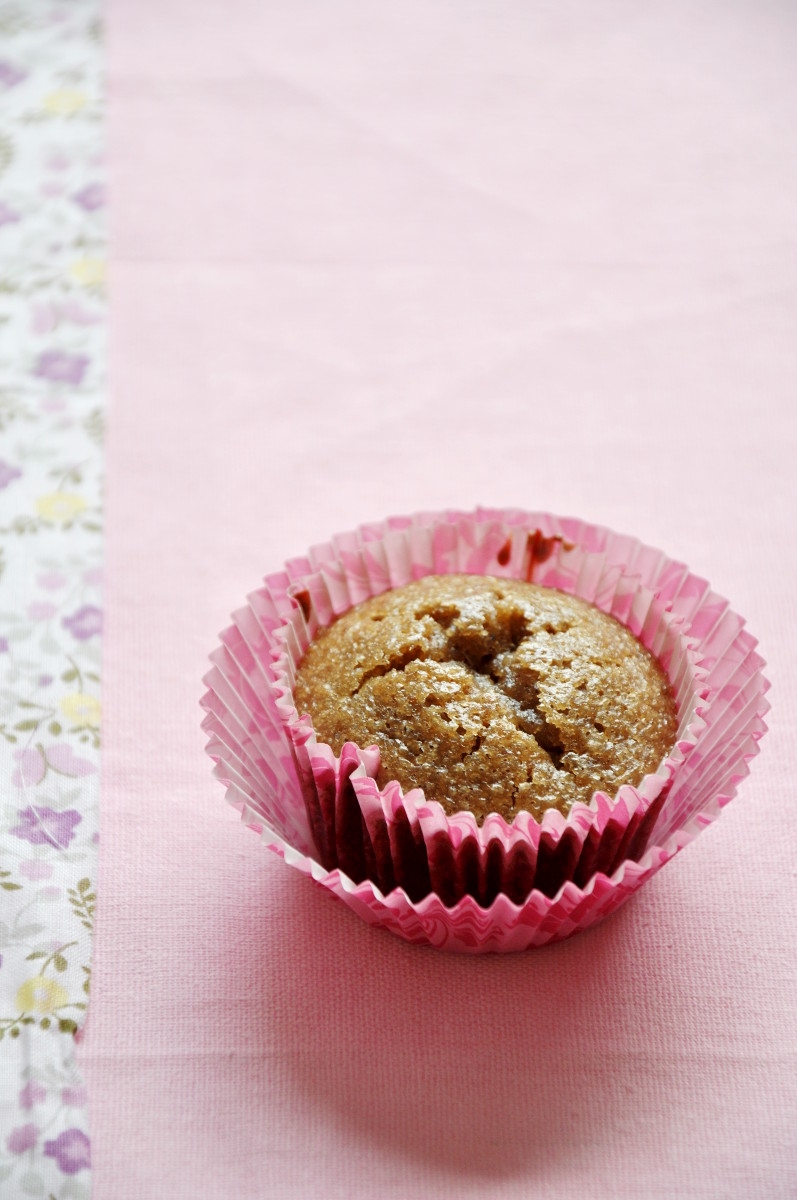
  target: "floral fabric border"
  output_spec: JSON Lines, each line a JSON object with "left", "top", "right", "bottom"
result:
{"left": 0, "top": 2, "right": 104, "bottom": 1196}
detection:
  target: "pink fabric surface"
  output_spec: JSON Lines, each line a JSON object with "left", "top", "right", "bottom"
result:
{"left": 80, "top": 1, "right": 797, "bottom": 1196}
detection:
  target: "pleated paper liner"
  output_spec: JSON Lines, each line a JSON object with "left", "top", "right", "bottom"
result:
{"left": 271, "top": 520, "right": 704, "bottom": 900}
{"left": 201, "top": 509, "right": 769, "bottom": 952}
{"left": 204, "top": 523, "right": 702, "bottom": 902}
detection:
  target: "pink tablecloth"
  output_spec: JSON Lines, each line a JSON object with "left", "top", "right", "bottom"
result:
{"left": 80, "top": 2, "right": 797, "bottom": 1196}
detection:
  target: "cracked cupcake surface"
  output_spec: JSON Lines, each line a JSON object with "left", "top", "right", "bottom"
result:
{"left": 294, "top": 574, "right": 678, "bottom": 823}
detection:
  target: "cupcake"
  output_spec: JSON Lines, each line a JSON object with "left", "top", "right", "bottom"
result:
{"left": 295, "top": 574, "right": 677, "bottom": 823}
{"left": 202, "top": 509, "right": 769, "bottom": 952}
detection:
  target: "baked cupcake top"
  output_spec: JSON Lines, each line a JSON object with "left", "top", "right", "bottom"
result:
{"left": 294, "top": 574, "right": 677, "bottom": 823}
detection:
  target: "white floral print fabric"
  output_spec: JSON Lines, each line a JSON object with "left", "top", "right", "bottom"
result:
{"left": 0, "top": 2, "right": 103, "bottom": 1196}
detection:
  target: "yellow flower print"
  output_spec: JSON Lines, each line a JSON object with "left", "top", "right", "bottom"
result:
{"left": 43, "top": 89, "right": 88, "bottom": 116}
{"left": 16, "top": 976, "right": 69, "bottom": 1014}
{"left": 69, "top": 258, "right": 105, "bottom": 287}
{"left": 60, "top": 693, "right": 101, "bottom": 728}
{"left": 36, "top": 493, "right": 87, "bottom": 522}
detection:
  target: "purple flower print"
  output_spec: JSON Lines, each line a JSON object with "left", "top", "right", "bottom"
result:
{"left": 38, "top": 673, "right": 54, "bottom": 687}
{"left": 10, "top": 806, "right": 82, "bottom": 849}
{"left": 28, "top": 601, "right": 56, "bottom": 621}
{"left": 62, "top": 604, "right": 102, "bottom": 640}
{"left": 47, "top": 744, "right": 96, "bottom": 776}
{"left": 0, "top": 459, "right": 22, "bottom": 489}
{"left": 43, "top": 1128, "right": 91, "bottom": 1175}
{"left": 0, "top": 201, "right": 20, "bottom": 227}
{"left": 19, "top": 1081, "right": 48, "bottom": 1111}
{"left": 37, "top": 571, "right": 67, "bottom": 590}
{"left": 73, "top": 183, "right": 105, "bottom": 211}
{"left": 32, "top": 301, "right": 103, "bottom": 332}
{"left": 13, "top": 744, "right": 95, "bottom": 787}
{"left": 33, "top": 350, "right": 89, "bottom": 386}
{"left": 7, "top": 1123, "right": 38, "bottom": 1154}
{"left": 40, "top": 394, "right": 67, "bottom": 414}
{"left": 61, "top": 1086, "right": 88, "bottom": 1108}
{"left": 0, "top": 61, "right": 27, "bottom": 89}
{"left": 20, "top": 860, "right": 53, "bottom": 881}
{"left": 31, "top": 302, "right": 58, "bottom": 334}
{"left": 12, "top": 748, "right": 46, "bottom": 788}
{"left": 59, "top": 300, "right": 103, "bottom": 326}
{"left": 0, "top": 636, "right": 9, "bottom": 653}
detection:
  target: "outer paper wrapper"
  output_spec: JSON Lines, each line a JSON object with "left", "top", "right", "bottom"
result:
{"left": 201, "top": 510, "right": 769, "bottom": 953}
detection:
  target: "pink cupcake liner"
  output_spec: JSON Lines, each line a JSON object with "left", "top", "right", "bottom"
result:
{"left": 201, "top": 509, "right": 769, "bottom": 953}
{"left": 204, "top": 526, "right": 700, "bottom": 898}
{"left": 246, "top": 518, "right": 703, "bottom": 889}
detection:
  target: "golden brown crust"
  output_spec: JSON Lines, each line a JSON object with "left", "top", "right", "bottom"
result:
{"left": 294, "top": 575, "right": 677, "bottom": 822}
